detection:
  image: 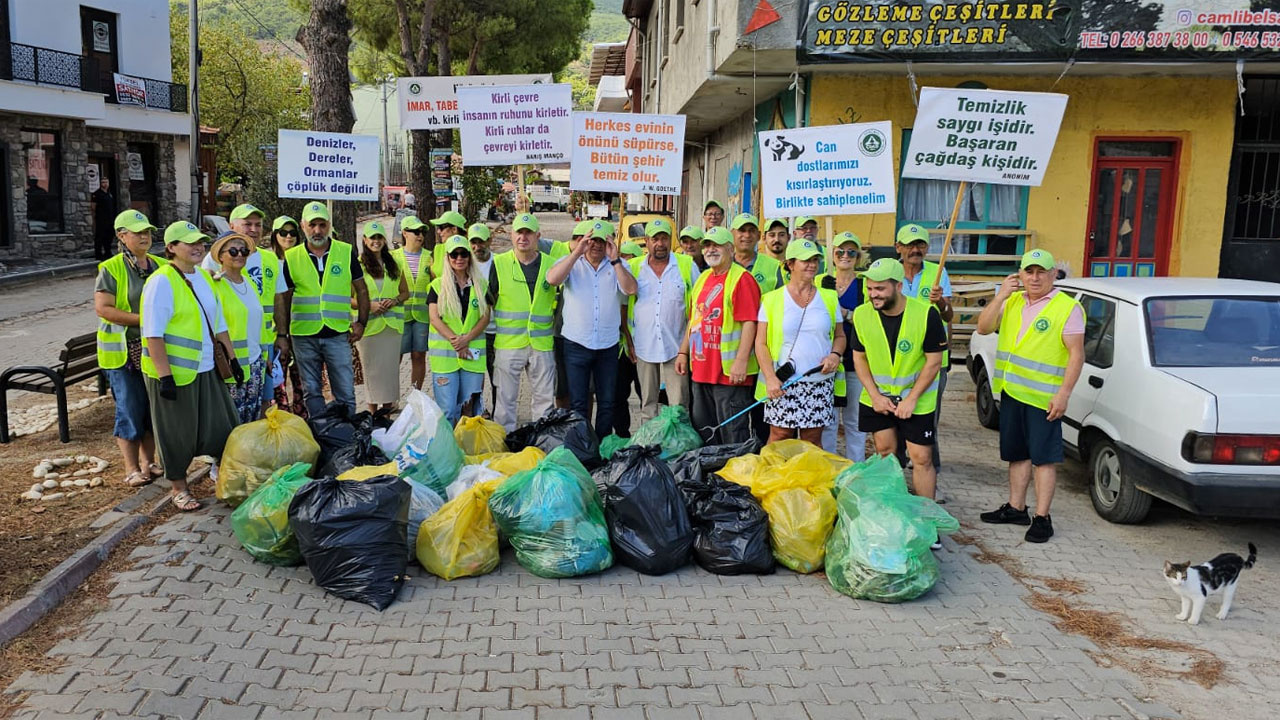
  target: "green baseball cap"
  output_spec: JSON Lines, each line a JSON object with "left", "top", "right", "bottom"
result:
{"left": 271, "top": 215, "right": 297, "bottom": 232}
{"left": 730, "top": 212, "right": 760, "bottom": 230}
{"left": 363, "top": 221, "right": 387, "bottom": 238}
{"left": 301, "top": 201, "right": 330, "bottom": 224}
{"left": 704, "top": 199, "right": 725, "bottom": 212}
{"left": 860, "top": 258, "right": 906, "bottom": 283}
{"left": 467, "top": 223, "right": 491, "bottom": 242}
{"left": 833, "top": 231, "right": 862, "bottom": 249}
{"left": 164, "top": 220, "right": 210, "bottom": 245}
{"left": 572, "top": 220, "right": 595, "bottom": 237}
{"left": 589, "top": 220, "right": 615, "bottom": 240}
{"left": 114, "top": 209, "right": 155, "bottom": 233}
{"left": 793, "top": 215, "right": 818, "bottom": 229}
{"left": 443, "top": 236, "right": 471, "bottom": 255}
{"left": 785, "top": 239, "right": 823, "bottom": 262}
{"left": 229, "top": 203, "right": 265, "bottom": 221}
{"left": 400, "top": 215, "right": 427, "bottom": 231}
{"left": 678, "top": 225, "right": 704, "bottom": 241}
{"left": 512, "top": 213, "right": 540, "bottom": 233}
{"left": 764, "top": 218, "right": 789, "bottom": 232}
{"left": 621, "top": 241, "right": 645, "bottom": 257}
{"left": 702, "top": 227, "right": 733, "bottom": 246}
{"left": 645, "top": 218, "right": 673, "bottom": 237}
{"left": 896, "top": 223, "right": 930, "bottom": 245}
{"left": 1020, "top": 248, "right": 1055, "bottom": 270}
{"left": 430, "top": 210, "right": 468, "bottom": 229}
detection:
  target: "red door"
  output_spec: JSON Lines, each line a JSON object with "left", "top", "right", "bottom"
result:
{"left": 1085, "top": 140, "right": 1179, "bottom": 277}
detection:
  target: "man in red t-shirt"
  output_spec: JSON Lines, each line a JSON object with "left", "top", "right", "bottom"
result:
{"left": 675, "top": 226, "right": 762, "bottom": 443}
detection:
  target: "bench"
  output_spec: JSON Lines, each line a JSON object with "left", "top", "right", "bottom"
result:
{"left": 0, "top": 332, "right": 107, "bottom": 444}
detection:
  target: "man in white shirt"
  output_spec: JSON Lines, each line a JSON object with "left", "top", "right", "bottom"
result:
{"left": 546, "top": 220, "right": 638, "bottom": 438}
{"left": 468, "top": 222, "right": 498, "bottom": 417}
{"left": 629, "top": 218, "right": 698, "bottom": 423}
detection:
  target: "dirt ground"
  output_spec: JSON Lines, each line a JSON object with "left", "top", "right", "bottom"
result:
{"left": 0, "top": 400, "right": 141, "bottom": 605}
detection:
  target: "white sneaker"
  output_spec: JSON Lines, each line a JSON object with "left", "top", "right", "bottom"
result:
{"left": 930, "top": 541, "right": 942, "bottom": 551}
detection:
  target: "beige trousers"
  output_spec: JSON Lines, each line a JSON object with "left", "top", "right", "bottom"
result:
{"left": 635, "top": 357, "right": 690, "bottom": 424}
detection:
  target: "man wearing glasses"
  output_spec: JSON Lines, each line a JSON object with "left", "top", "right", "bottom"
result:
{"left": 393, "top": 215, "right": 432, "bottom": 391}
{"left": 702, "top": 199, "right": 726, "bottom": 231}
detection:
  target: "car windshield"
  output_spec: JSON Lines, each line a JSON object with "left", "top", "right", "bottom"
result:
{"left": 1145, "top": 296, "right": 1280, "bottom": 367}
{"left": 627, "top": 223, "right": 647, "bottom": 238}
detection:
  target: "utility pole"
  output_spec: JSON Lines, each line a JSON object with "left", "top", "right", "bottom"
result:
{"left": 188, "top": 0, "right": 200, "bottom": 223}
{"left": 381, "top": 75, "right": 391, "bottom": 183}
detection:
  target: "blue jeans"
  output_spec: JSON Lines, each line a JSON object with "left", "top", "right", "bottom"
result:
{"left": 434, "top": 370, "right": 484, "bottom": 426}
{"left": 105, "top": 367, "right": 151, "bottom": 441}
{"left": 563, "top": 339, "right": 619, "bottom": 440}
{"left": 401, "top": 320, "right": 429, "bottom": 354}
{"left": 293, "top": 334, "right": 356, "bottom": 416}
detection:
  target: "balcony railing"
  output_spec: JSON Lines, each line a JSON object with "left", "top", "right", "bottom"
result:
{"left": 1, "top": 39, "right": 187, "bottom": 114}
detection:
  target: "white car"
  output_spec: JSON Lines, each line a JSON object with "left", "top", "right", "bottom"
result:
{"left": 967, "top": 277, "right": 1280, "bottom": 523}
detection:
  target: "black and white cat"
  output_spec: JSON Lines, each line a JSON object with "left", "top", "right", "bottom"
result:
{"left": 1163, "top": 543, "right": 1257, "bottom": 625}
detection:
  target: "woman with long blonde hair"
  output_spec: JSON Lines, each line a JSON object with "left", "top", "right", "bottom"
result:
{"left": 426, "top": 236, "right": 490, "bottom": 424}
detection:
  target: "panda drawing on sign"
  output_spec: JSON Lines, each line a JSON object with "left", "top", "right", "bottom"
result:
{"left": 764, "top": 136, "right": 805, "bottom": 162}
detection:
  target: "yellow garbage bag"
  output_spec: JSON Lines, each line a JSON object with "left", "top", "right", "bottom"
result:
{"left": 416, "top": 477, "right": 504, "bottom": 580}
{"left": 718, "top": 455, "right": 761, "bottom": 489}
{"left": 454, "top": 416, "right": 508, "bottom": 456}
{"left": 751, "top": 440, "right": 851, "bottom": 574}
{"left": 471, "top": 447, "right": 546, "bottom": 478}
{"left": 337, "top": 461, "right": 399, "bottom": 482}
{"left": 218, "top": 409, "right": 320, "bottom": 507}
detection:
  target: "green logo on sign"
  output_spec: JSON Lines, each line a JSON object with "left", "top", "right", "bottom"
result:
{"left": 898, "top": 339, "right": 912, "bottom": 353}
{"left": 859, "top": 129, "right": 886, "bottom": 157}
{"left": 409, "top": 82, "right": 422, "bottom": 95}
{"left": 1034, "top": 318, "right": 1051, "bottom": 332}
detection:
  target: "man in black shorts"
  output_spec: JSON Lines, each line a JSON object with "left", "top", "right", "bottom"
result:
{"left": 850, "top": 258, "right": 947, "bottom": 503}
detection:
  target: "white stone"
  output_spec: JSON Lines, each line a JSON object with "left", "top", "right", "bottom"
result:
{"left": 50, "top": 458, "right": 73, "bottom": 467}
{"left": 73, "top": 478, "right": 90, "bottom": 487}
{"left": 59, "top": 480, "right": 74, "bottom": 488}
{"left": 72, "top": 469, "right": 91, "bottom": 477}
{"left": 74, "top": 455, "right": 89, "bottom": 463}
{"left": 88, "top": 456, "right": 104, "bottom": 464}
{"left": 89, "top": 478, "right": 104, "bottom": 488}
{"left": 41, "top": 479, "right": 58, "bottom": 490}
{"left": 29, "top": 483, "right": 43, "bottom": 494}
{"left": 40, "top": 492, "right": 65, "bottom": 501}
{"left": 43, "top": 472, "right": 59, "bottom": 480}
{"left": 21, "top": 491, "right": 43, "bottom": 501}
{"left": 94, "top": 462, "right": 110, "bottom": 473}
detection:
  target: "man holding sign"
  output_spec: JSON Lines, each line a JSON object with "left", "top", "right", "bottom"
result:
{"left": 894, "top": 224, "right": 954, "bottom": 472}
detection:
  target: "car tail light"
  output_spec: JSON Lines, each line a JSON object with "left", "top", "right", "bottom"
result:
{"left": 1183, "top": 432, "right": 1280, "bottom": 465}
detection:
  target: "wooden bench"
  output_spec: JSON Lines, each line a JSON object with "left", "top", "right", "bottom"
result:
{"left": 0, "top": 332, "right": 107, "bottom": 444}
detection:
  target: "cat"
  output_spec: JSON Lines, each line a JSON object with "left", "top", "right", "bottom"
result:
{"left": 1163, "top": 543, "right": 1257, "bottom": 625}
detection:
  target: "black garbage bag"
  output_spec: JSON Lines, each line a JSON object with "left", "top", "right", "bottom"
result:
{"left": 318, "top": 430, "right": 389, "bottom": 478}
{"left": 670, "top": 438, "right": 762, "bottom": 503}
{"left": 679, "top": 470, "right": 774, "bottom": 575}
{"left": 288, "top": 474, "right": 411, "bottom": 610}
{"left": 596, "top": 445, "right": 695, "bottom": 575}
{"left": 506, "top": 408, "right": 601, "bottom": 469}
{"left": 308, "top": 403, "right": 392, "bottom": 474}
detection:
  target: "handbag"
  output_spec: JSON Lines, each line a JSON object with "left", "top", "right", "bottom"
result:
{"left": 179, "top": 272, "right": 235, "bottom": 381}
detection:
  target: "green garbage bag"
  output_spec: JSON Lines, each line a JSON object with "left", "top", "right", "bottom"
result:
{"left": 599, "top": 434, "right": 629, "bottom": 460}
{"left": 627, "top": 405, "right": 702, "bottom": 459}
{"left": 488, "top": 447, "right": 613, "bottom": 578}
{"left": 230, "top": 462, "right": 313, "bottom": 565}
{"left": 825, "top": 456, "right": 959, "bottom": 603}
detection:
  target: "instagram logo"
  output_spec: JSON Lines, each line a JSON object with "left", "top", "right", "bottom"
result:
{"left": 1175, "top": 8, "right": 1193, "bottom": 25}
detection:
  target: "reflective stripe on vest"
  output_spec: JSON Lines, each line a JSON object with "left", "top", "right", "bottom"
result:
{"left": 754, "top": 286, "right": 845, "bottom": 402}
{"left": 259, "top": 250, "right": 280, "bottom": 344}
{"left": 212, "top": 278, "right": 254, "bottom": 383}
{"left": 852, "top": 297, "right": 938, "bottom": 416}
{"left": 96, "top": 253, "right": 166, "bottom": 369}
{"left": 359, "top": 269, "right": 406, "bottom": 336}
{"left": 427, "top": 276, "right": 487, "bottom": 374}
{"left": 139, "top": 266, "right": 209, "bottom": 387}
{"left": 991, "top": 291, "right": 1080, "bottom": 411}
{"left": 491, "top": 251, "right": 555, "bottom": 352}
{"left": 286, "top": 241, "right": 354, "bottom": 335}
{"left": 690, "top": 264, "right": 759, "bottom": 376}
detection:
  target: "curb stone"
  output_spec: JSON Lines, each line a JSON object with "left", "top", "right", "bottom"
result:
{"left": 0, "top": 261, "right": 99, "bottom": 290}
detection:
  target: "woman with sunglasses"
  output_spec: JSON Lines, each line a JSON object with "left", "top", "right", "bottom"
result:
{"left": 209, "top": 233, "right": 267, "bottom": 423}
{"left": 392, "top": 216, "right": 432, "bottom": 391}
{"left": 269, "top": 216, "right": 307, "bottom": 416}
{"left": 355, "top": 221, "right": 410, "bottom": 414}
{"left": 426, "top": 236, "right": 490, "bottom": 425}
{"left": 816, "top": 231, "right": 867, "bottom": 460}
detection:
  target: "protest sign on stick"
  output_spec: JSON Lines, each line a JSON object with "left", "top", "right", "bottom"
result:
{"left": 457, "top": 84, "right": 573, "bottom": 166}
{"left": 570, "top": 112, "right": 686, "bottom": 195}
{"left": 277, "top": 129, "right": 380, "bottom": 201}
{"left": 758, "top": 121, "right": 896, "bottom": 217}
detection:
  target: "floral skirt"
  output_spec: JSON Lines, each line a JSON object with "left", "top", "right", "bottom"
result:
{"left": 229, "top": 356, "right": 268, "bottom": 424}
{"left": 763, "top": 377, "right": 835, "bottom": 430}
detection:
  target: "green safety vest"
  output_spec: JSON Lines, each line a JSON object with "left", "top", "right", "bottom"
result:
{"left": 903, "top": 261, "right": 950, "bottom": 367}
{"left": 627, "top": 253, "right": 697, "bottom": 321}
{"left": 431, "top": 243, "right": 446, "bottom": 281}
{"left": 258, "top": 250, "right": 281, "bottom": 344}
{"left": 427, "top": 277, "right": 487, "bottom": 374}
{"left": 393, "top": 248, "right": 433, "bottom": 323}
{"left": 140, "top": 265, "right": 213, "bottom": 387}
{"left": 754, "top": 286, "right": 846, "bottom": 402}
{"left": 852, "top": 297, "right": 939, "bottom": 416}
{"left": 211, "top": 276, "right": 255, "bottom": 384}
{"left": 491, "top": 251, "right": 556, "bottom": 352}
{"left": 358, "top": 268, "right": 406, "bottom": 336}
{"left": 286, "top": 242, "right": 354, "bottom": 336}
{"left": 96, "top": 252, "right": 167, "bottom": 370}
{"left": 992, "top": 291, "right": 1081, "bottom": 411}
{"left": 742, "top": 254, "right": 783, "bottom": 296}
{"left": 690, "top": 264, "right": 759, "bottom": 376}
{"left": 550, "top": 240, "right": 572, "bottom": 260}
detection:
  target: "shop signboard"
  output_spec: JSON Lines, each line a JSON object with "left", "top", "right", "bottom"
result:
{"left": 457, "top": 84, "right": 573, "bottom": 166}
{"left": 799, "top": 1, "right": 1280, "bottom": 63}
{"left": 277, "top": 129, "right": 380, "bottom": 201}
{"left": 398, "top": 74, "right": 552, "bottom": 129}
{"left": 902, "top": 87, "right": 1067, "bottom": 186}
{"left": 430, "top": 149, "right": 454, "bottom": 197}
{"left": 758, "top": 120, "right": 896, "bottom": 216}
{"left": 570, "top": 112, "right": 685, "bottom": 195}
{"left": 114, "top": 74, "right": 147, "bottom": 106}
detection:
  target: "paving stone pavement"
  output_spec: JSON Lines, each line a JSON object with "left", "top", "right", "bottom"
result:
{"left": 5, "top": 373, "right": 1277, "bottom": 720}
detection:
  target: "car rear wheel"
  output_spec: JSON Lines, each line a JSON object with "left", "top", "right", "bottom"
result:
{"left": 975, "top": 365, "right": 999, "bottom": 430}
{"left": 1089, "top": 437, "right": 1152, "bottom": 524}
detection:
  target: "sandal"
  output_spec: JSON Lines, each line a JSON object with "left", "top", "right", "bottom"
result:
{"left": 171, "top": 491, "right": 201, "bottom": 512}
{"left": 148, "top": 463, "right": 165, "bottom": 478}
{"left": 123, "top": 470, "right": 153, "bottom": 488}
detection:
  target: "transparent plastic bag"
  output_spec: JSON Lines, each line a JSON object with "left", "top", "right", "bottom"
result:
{"left": 447, "top": 464, "right": 505, "bottom": 501}
{"left": 454, "top": 416, "right": 508, "bottom": 456}
{"left": 218, "top": 409, "right": 320, "bottom": 507}
{"left": 372, "top": 389, "right": 464, "bottom": 497}
{"left": 230, "top": 462, "right": 312, "bottom": 565}
{"left": 472, "top": 447, "right": 546, "bottom": 478}
{"left": 627, "top": 405, "right": 702, "bottom": 460}
{"left": 416, "top": 477, "right": 504, "bottom": 580}
{"left": 748, "top": 440, "right": 851, "bottom": 574}
{"left": 599, "top": 434, "right": 629, "bottom": 461}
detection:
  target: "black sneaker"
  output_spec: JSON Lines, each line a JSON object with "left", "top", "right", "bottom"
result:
{"left": 1025, "top": 515, "right": 1054, "bottom": 543}
{"left": 979, "top": 503, "right": 1031, "bottom": 526}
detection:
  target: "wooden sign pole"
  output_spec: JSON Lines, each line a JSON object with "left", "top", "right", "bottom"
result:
{"left": 932, "top": 180, "right": 968, "bottom": 292}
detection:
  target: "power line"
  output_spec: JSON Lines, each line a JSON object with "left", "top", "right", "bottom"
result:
{"left": 224, "top": 0, "right": 308, "bottom": 62}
